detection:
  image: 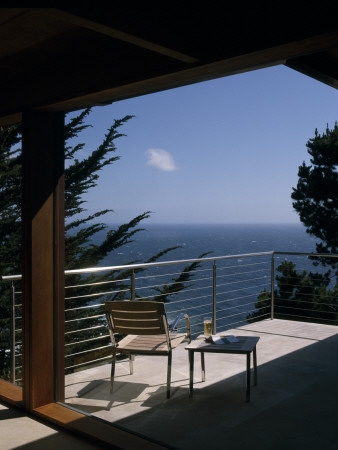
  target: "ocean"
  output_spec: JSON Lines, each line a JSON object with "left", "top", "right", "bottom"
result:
{"left": 87, "top": 223, "right": 321, "bottom": 335}
{"left": 69, "top": 224, "right": 324, "bottom": 335}
{"left": 99, "top": 222, "right": 319, "bottom": 266}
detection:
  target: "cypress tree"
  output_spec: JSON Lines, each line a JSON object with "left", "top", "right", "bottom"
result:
{"left": 0, "top": 109, "right": 202, "bottom": 380}
{"left": 291, "top": 123, "right": 338, "bottom": 270}
{"left": 251, "top": 124, "right": 338, "bottom": 325}
{"left": 0, "top": 124, "right": 22, "bottom": 379}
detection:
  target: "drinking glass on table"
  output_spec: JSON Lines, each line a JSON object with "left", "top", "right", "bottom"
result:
{"left": 204, "top": 317, "right": 212, "bottom": 336}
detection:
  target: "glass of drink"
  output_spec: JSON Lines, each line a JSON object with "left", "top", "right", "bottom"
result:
{"left": 204, "top": 317, "right": 212, "bottom": 336}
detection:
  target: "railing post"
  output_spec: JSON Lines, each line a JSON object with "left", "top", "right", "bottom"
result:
{"left": 271, "top": 253, "right": 275, "bottom": 320}
{"left": 131, "top": 270, "right": 135, "bottom": 301}
{"left": 213, "top": 262, "right": 217, "bottom": 334}
{"left": 10, "top": 282, "right": 15, "bottom": 384}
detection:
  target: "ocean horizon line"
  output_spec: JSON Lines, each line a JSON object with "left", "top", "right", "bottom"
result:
{"left": 104, "top": 222, "right": 304, "bottom": 227}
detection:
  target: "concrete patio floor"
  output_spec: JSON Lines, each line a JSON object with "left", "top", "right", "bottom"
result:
{"left": 0, "top": 401, "right": 106, "bottom": 450}
{"left": 64, "top": 319, "right": 338, "bottom": 450}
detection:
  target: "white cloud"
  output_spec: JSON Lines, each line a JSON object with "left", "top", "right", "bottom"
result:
{"left": 145, "top": 148, "right": 178, "bottom": 171}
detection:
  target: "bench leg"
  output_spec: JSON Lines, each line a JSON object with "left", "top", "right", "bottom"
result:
{"left": 110, "top": 354, "right": 116, "bottom": 394}
{"left": 129, "top": 354, "right": 134, "bottom": 374}
{"left": 167, "top": 351, "right": 172, "bottom": 399}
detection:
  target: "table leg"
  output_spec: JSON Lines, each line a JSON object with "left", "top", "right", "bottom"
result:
{"left": 189, "top": 350, "right": 194, "bottom": 398}
{"left": 253, "top": 346, "right": 257, "bottom": 386}
{"left": 246, "top": 352, "right": 250, "bottom": 402}
{"left": 201, "top": 352, "right": 205, "bottom": 382}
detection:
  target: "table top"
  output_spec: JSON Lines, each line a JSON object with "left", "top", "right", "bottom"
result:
{"left": 185, "top": 335, "right": 259, "bottom": 354}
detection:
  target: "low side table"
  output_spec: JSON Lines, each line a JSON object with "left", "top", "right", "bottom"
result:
{"left": 185, "top": 336, "right": 259, "bottom": 402}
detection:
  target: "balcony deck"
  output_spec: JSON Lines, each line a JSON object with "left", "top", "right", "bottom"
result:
{"left": 64, "top": 319, "right": 338, "bottom": 450}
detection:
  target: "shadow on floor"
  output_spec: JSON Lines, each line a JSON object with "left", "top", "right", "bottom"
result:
{"left": 109, "top": 334, "right": 338, "bottom": 450}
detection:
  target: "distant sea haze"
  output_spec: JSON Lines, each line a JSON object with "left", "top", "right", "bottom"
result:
{"left": 96, "top": 223, "right": 319, "bottom": 266}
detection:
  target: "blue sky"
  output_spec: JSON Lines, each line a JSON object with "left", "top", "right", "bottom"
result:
{"left": 68, "top": 64, "right": 338, "bottom": 225}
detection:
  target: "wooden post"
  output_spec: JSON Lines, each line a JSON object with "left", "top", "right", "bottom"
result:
{"left": 22, "top": 110, "right": 65, "bottom": 410}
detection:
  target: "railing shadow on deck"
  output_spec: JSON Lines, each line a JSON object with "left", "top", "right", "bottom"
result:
{"left": 78, "top": 324, "right": 338, "bottom": 450}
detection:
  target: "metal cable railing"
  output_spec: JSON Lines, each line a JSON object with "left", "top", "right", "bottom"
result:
{"left": 1, "top": 251, "right": 337, "bottom": 382}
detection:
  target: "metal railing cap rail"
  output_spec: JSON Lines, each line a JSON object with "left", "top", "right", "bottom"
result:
{"left": 2, "top": 251, "right": 337, "bottom": 282}
{"left": 1, "top": 251, "right": 274, "bottom": 281}
{"left": 274, "top": 251, "right": 338, "bottom": 258}
{"left": 1, "top": 274, "right": 22, "bottom": 281}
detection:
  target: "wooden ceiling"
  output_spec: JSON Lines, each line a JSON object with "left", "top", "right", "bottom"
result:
{"left": 1, "top": 7, "right": 338, "bottom": 124}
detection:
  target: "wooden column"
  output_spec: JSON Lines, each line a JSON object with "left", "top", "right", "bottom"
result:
{"left": 22, "top": 110, "right": 65, "bottom": 410}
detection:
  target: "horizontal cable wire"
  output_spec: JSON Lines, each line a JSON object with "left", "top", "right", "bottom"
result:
{"left": 65, "top": 324, "right": 106, "bottom": 335}
{"left": 135, "top": 279, "right": 211, "bottom": 294}
{"left": 65, "top": 287, "right": 130, "bottom": 301}
{"left": 136, "top": 285, "right": 212, "bottom": 301}
{"left": 216, "top": 306, "right": 264, "bottom": 321}
{"left": 276, "top": 312, "right": 338, "bottom": 322}
{"left": 216, "top": 268, "right": 268, "bottom": 280}
{"left": 276, "top": 288, "right": 336, "bottom": 298}
{"left": 217, "top": 299, "right": 261, "bottom": 314}
{"left": 277, "top": 297, "right": 337, "bottom": 307}
{"left": 65, "top": 334, "right": 110, "bottom": 347}
{"left": 217, "top": 261, "right": 269, "bottom": 272}
{"left": 65, "top": 344, "right": 111, "bottom": 358}
{"left": 4, "top": 250, "right": 337, "bottom": 377}
{"left": 168, "top": 300, "right": 214, "bottom": 315}
{"left": 216, "top": 282, "right": 269, "bottom": 298}
{"left": 276, "top": 305, "right": 336, "bottom": 314}
{"left": 220, "top": 312, "right": 270, "bottom": 328}
{"left": 65, "top": 278, "right": 129, "bottom": 289}
{"left": 65, "top": 355, "right": 112, "bottom": 371}
{"left": 135, "top": 267, "right": 212, "bottom": 283}
{"left": 65, "top": 303, "right": 105, "bottom": 313}
{"left": 65, "top": 313, "right": 105, "bottom": 324}
{"left": 161, "top": 292, "right": 212, "bottom": 305}
{"left": 216, "top": 275, "right": 268, "bottom": 289}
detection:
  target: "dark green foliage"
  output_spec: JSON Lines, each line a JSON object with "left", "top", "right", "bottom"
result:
{"left": 0, "top": 109, "right": 203, "bottom": 378}
{"left": 150, "top": 253, "right": 211, "bottom": 303}
{"left": 61, "top": 109, "right": 197, "bottom": 370}
{"left": 0, "top": 124, "right": 22, "bottom": 379}
{"left": 251, "top": 124, "right": 338, "bottom": 325}
{"left": 249, "top": 261, "right": 337, "bottom": 324}
{"left": 64, "top": 110, "right": 138, "bottom": 269}
{"left": 291, "top": 123, "right": 338, "bottom": 270}
{"left": 0, "top": 125, "right": 22, "bottom": 276}
{"left": 247, "top": 289, "right": 271, "bottom": 323}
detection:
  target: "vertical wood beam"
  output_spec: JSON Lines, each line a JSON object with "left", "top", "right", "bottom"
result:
{"left": 22, "top": 110, "right": 64, "bottom": 410}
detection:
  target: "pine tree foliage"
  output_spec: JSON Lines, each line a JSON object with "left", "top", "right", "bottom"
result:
{"left": 62, "top": 109, "right": 202, "bottom": 370}
{"left": 0, "top": 125, "right": 22, "bottom": 276}
{"left": 248, "top": 261, "right": 337, "bottom": 324}
{"left": 150, "top": 253, "right": 210, "bottom": 303}
{"left": 0, "top": 124, "right": 22, "bottom": 379}
{"left": 64, "top": 109, "right": 142, "bottom": 268}
{"left": 0, "top": 110, "right": 203, "bottom": 379}
{"left": 252, "top": 124, "right": 338, "bottom": 325}
{"left": 291, "top": 123, "right": 338, "bottom": 269}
